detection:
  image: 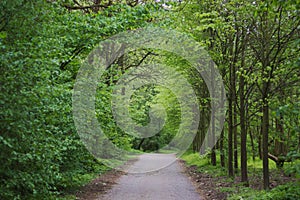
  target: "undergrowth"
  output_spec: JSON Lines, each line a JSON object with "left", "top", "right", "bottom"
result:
{"left": 180, "top": 151, "right": 300, "bottom": 200}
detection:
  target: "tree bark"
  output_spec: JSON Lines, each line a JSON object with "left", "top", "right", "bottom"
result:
{"left": 262, "top": 89, "right": 270, "bottom": 190}
{"left": 220, "top": 86, "right": 225, "bottom": 168}
{"left": 220, "top": 129, "right": 225, "bottom": 167}
{"left": 210, "top": 61, "right": 216, "bottom": 166}
{"left": 249, "top": 129, "right": 255, "bottom": 161}
{"left": 240, "top": 72, "right": 249, "bottom": 185}
{"left": 258, "top": 125, "right": 262, "bottom": 160}
{"left": 234, "top": 102, "right": 238, "bottom": 171}
{"left": 228, "top": 63, "right": 234, "bottom": 177}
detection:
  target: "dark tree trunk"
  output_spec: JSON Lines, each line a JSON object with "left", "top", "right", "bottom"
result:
{"left": 137, "top": 138, "right": 145, "bottom": 150}
{"left": 234, "top": 103, "right": 238, "bottom": 171}
{"left": 210, "top": 61, "right": 216, "bottom": 166}
{"left": 262, "top": 89, "right": 270, "bottom": 190}
{"left": 219, "top": 86, "right": 225, "bottom": 168}
{"left": 228, "top": 63, "right": 234, "bottom": 177}
{"left": 220, "top": 129, "right": 225, "bottom": 167}
{"left": 240, "top": 72, "right": 249, "bottom": 185}
{"left": 274, "top": 115, "right": 287, "bottom": 158}
{"left": 258, "top": 125, "right": 262, "bottom": 160}
{"left": 249, "top": 129, "right": 255, "bottom": 161}
{"left": 199, "top": 103, "right": 208, "bottom": 155}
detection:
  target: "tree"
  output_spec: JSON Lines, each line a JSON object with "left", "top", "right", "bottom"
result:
{"left": 247, "top": 1, "right": 300, "bottom": 189}
{"left": 0, "top": 0, "right": 159, "bottom": 198}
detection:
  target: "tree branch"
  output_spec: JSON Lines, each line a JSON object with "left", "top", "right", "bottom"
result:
{"left": 63, "top": 4, "right": 110, "bottom": 11}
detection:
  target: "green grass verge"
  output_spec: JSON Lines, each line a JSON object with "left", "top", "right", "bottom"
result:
{"left": 228, "top": 182, "right": 300, "bottom": 200}
{"left": 181, "top": 151, "right": 300, "bottom": 200}
{"left": 180, "top": 151, "right": 227, "bottom": 177}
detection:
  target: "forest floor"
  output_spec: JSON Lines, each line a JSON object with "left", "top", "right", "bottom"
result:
{"left": 76, "top": 153, "right": 204, "bottom": 200}
{"left": 181, "top": 159, "right": 296, "bottom": 200}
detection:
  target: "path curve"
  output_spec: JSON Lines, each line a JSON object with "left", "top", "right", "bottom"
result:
{"left": 100, "top": 153, "right": 204, "bottom": 200}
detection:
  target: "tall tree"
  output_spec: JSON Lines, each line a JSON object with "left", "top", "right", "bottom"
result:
{"left": 248, "top": 1, "right": 300, "bottom": 189}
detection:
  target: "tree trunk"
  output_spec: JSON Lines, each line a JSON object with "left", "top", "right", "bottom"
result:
{"left": 210, "top": 61, "right": 216, "bottom": 166}
{"left": 249, "top": 129, "right": 256, "bottom": 161}
{"left": 220, "top": 86, "right": 226, "bottom": 168}
{"left": 240, "top": 72, "right": 249, "bottom": 185}
{"left": 228, "top": 64, "right": 234, "bottom": 177}
{"left": 137, "top": 138, "right": 145, "bottom": 150}
{"left": 199, "top": 106, "right": 208, "bottom": 155}
{"left": 274, "top": 115, "right": 287, "bottom": 157}
{"left": 262, "top": 90, "right": 270, "bottom": 190}
{"left": 258, "top": 124, "right": 262, "bottom": 160}
{"left": 220, "top": 129, "right": 225, "bottom": 167}
{"left": 234, "top": 103, "right": 238, "bottom": 171}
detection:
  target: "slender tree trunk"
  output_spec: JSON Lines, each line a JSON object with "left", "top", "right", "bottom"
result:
{"left": 211, "top": 125, "right": 217, "bottom": 166}
{"left": 220, "top": 85, "right": 225, "bottom": 168}
{"left": 220, "top": 129, "right": 225, "bottom": 167}
{"left": 215, "top": 140, "right": 220, "bottom": 149}
{"left": 228, "top": 64, "right": 234, "bottom": 177}
{"left": 262, "top": 88, "right": 270, "bottom": 190}
{"left": 240, "top": 72, "right": 249, "bottom": 185}
{"left": 137, "top": 138, "right": 145, "bottom": 150}
{"left": 200, "top": 105, "right": 208, "bottom": 155}
{"left": 210, "top": 61, "right": 216, "bottom": 166}
{"left": 234, "top": 103, "right": 238, "bottom": 171}
{"left": 193, "top": 131, "right": 201, "bottom": 152}
{"left": 199, "top": 85, "right": 209, "bottom": 155}
{"left": 249, "top": 129, "right": 256, "bottom": 161}
{"left": 258, "top": 123, "right": 262, "bottom": 160}
{"left": 274, "top": 114, "right": 287, "bottom": 157}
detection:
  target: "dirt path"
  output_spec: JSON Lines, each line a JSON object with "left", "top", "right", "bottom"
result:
{"left": 99, "top": 153, "right": 204, "bottom": 200}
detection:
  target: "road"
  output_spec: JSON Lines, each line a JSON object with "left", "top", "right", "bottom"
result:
{"left": 100, "top": 153, "right": 204, "bottom": 200}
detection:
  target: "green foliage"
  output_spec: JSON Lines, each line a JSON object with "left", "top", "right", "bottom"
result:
{"left": 183, "top": 153, "right": 300, "bottom": 200}
{"left": 284, "top": 155, "right": 300, "bottom": 178}
{"left": 181, "top": 152, "right": 210, "bottom": 168}
{"left": 0, "top": 0, "right": 159, "bottom": 199}
{"left": 229, "top": 182, "right": 300, "bottom": 200}
{"left": 1, "top": 0, "right": 299, "bottom": 198}
{"left": 139, "top": 86, "right": 182, "bottom": 151}
{"left": 181, "top": 152, "right": 227, "bottom": 177}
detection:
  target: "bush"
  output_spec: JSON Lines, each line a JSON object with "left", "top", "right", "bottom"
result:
{"left": 229, "top": 182, "right": 300, "bottom": 200}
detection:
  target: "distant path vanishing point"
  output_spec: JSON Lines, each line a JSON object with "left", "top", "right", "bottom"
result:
{"left": 100, "top": 153, "right": 204, "bottom": 200}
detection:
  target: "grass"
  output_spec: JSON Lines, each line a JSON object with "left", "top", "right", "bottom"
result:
{"left": 181, "top": 151, "right": 300, "bottom": 200}
{"left": 127, "top": 148, "right": 144, "bottom": 155}
{"left": 180, "top": 151, "right": 298, "bottom": 176}
{"left": 180, "top": 151, "right": 227, "bottom": 177}
{"left": 248, "top": 157, "right": 277, "bottom": 169}
{"left": 157, "top": 148, "right": 178, "bottom": 154}
{"left": 228, "top": 182, "right": 300, "bottom": 200}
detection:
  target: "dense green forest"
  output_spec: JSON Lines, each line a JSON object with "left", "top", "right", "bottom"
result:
{"left": 0, "top": 0, "right": 299, "bottom": 199}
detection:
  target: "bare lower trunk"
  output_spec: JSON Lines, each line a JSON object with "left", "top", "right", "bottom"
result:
{"left": 240, "top": 74, "right": 248, "bottom": 185}
{"left": 228, "top": 66, "right": 234, "bottom": 177}
{"left": 220, "top": 129, "right": 225, "bottom": 167}
{"left": 262, "top": 95, "right": 270, "bottom": 190}
{"left": 234, "top": 104, "right": 238, "bottom": 171}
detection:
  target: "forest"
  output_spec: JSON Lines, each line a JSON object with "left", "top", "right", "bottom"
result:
{"left": 0, "top": 0, "right": 299, "bottom": 199}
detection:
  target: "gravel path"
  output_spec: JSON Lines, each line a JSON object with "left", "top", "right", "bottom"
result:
{"left": 101, "top": 153, "right": 204, "bottom": 200}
